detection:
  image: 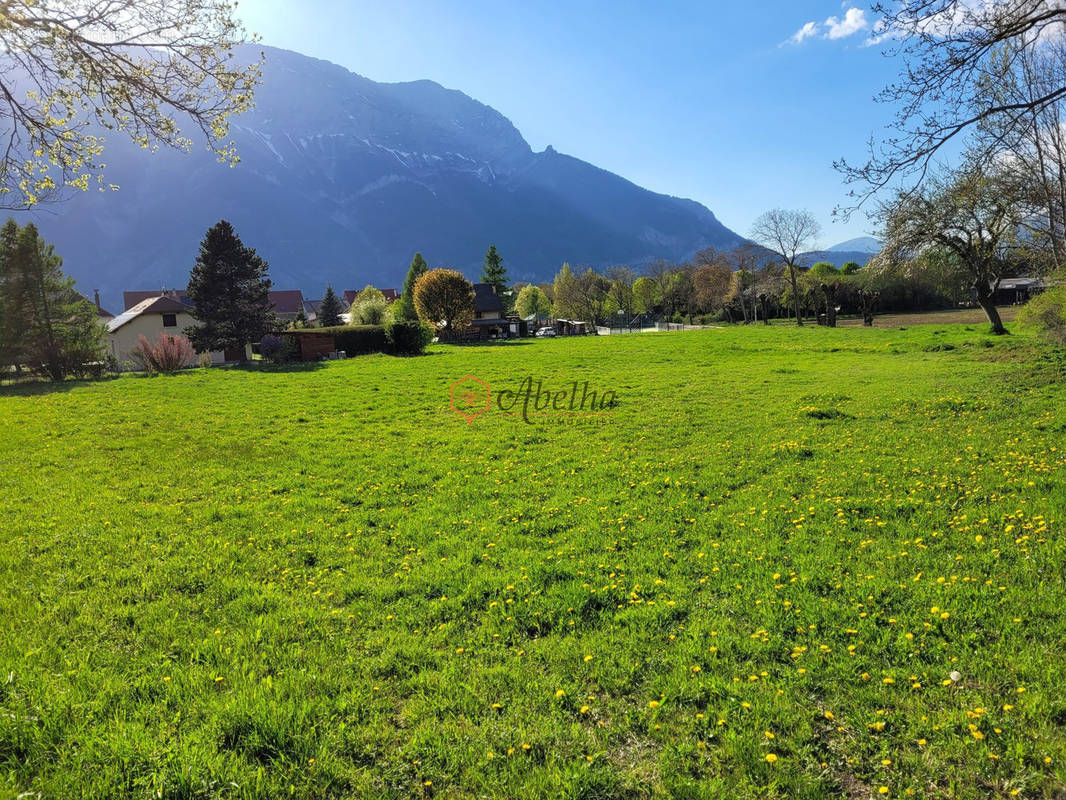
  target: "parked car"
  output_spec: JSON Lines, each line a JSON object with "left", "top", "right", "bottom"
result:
{"left": 535, "top": 327, "right": 557, "bottom": 338}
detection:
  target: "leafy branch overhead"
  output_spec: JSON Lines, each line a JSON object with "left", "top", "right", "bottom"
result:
{"left": 0, "top": 0, "right": 262, "bottom": 208}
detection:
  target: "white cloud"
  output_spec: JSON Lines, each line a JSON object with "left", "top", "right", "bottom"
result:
{"left": 790, "top": 21, "right": 820, "bottom": 44}
{"left": 787, "top": 6, "right": 869, "bottom": 45}
{"left": 825, "top": 8, "right": 868, "bottom": 39}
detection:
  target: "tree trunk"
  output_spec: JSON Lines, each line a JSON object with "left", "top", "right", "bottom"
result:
{"left": 788, "top": 264, "right": 803, "bottom": 326}
{"left": 974, "top": 284, "right": 1007, "bottom": 335}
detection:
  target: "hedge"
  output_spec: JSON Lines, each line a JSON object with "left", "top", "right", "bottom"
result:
{"left": 316, "top": 325, "right": 388, "bottom": 355}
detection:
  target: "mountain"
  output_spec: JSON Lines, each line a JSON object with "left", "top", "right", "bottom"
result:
{"left": 826, "top": 236, "right": 882, "bottom": 254}
{"left": 26, "top": 46, "right": 743, "bottom": 310}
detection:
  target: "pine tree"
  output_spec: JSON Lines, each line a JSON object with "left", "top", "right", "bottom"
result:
{"left": 0, "top": 218, "right": 24, "bottom": 370}
{"left": 396, "top": 252, "right": 428, "bottom": 321}
{"left": 3, "top": 222, "right": 105, "bottom": 380}
{"left": 185, "top": 220, "right": 275, "bottom": 357}
{"left": 318, "top": 285, "right": 343, "bottom": 327}
{"left": 481, "top": 245, "right": 509, "bottom": 302}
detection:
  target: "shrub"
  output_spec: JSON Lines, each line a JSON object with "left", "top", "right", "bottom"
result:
{"left": 350, "top": 297, "right": 390, "bottom": 325}
{"left": 131, "top": 333, "right": 194, "bottom": 374}
{"left": 260, "top": 334, "right": 282, "bottom": 361}
{"left": 197, "top": 352, "right": 212, "bottom": 369}
{"left": 318, "top": 325, "right": 387, "bottom": 355}
{"left": 279, "top": 335, "right": 301, "bottom": 363}
{"left": 1020, "top": 284, "right": 1066, "bottom": 344}
{"left": 386, "top": 319, "right": 433, "bottom": 355}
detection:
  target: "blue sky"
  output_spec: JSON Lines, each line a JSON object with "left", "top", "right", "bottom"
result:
{"left": 238, "top": 1, "right": 905, "bottom": 246}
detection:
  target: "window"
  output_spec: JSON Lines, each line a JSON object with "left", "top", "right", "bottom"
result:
{"left": 162, "top": 313, "right": 177, "bottom": 327}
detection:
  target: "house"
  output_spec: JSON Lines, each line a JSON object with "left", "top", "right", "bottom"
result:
{"left": 303, "top": 295, "right": 350, "bottom": 325}
{"left": 123, "top": 287, "right": 305, "bottom": 324}
{"left": 470, "top": 283, "right": 520, "bottom": 339}
{"left": 123, "top": 288, "right": 191, "bottom": 310}
{"left": 553, "top": 319, "right": 591, "bottom": 335}
{"left": 268, "top": 290, "right": 305, "bottom": 322}
{"left": 992, "top": 277, "right": 1045, "bottom": 305}
{"left": 344, "top": 288, "right": 400, "bottom": 305}
{"left": 106, "top": 296, "right": 226, "bottom": 368}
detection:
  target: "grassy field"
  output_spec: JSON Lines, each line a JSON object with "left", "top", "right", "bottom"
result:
{"left": 1, "top": 323, "right": 1065, "bottom": 799}
{"left": 836, "top": 307, "right": 1021, "bottom": 328}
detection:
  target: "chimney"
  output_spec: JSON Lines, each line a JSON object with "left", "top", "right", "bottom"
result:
{"left": 93, "top": 290, "right": 101, "bottom": 309}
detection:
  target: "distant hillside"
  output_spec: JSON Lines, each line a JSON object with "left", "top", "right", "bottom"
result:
{"left": 799, "top": 250, "right": 877, "bottom": 269}
{"left": 826, "top": 236, "right": 882, "bottom": 254}
{"left": 26, "top": 45, "right": 743, "bottom": 309}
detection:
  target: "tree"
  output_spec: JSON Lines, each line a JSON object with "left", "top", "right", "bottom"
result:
{"left": 751, "top": 209, "right": 821, "bottom": 325}
{"left": 663, "top": 268, "right": 694, "bottom": 319}
{"left": 647, "top": 259, "right": 673, "bottom": 304}
{"left": 0, "top": 221, "right": 105, "bottom": 379}
{"left": 413, "top": 269, "right": 475, "bottom": 338}
{"left": 318, "top": 286, "right": 343, "bottom": 328}
{"left": 0, "top": 0, "right": 261, "bottom": 208}
{"left": 481, "top": 245, "right": 509, "bottom": 301}
{"left": 973, "top": 39, "right": 1066, "bottom": 264}
{"left": 185, "top": 220, "right": 274, "bottom": 357}
{"left": 808, "top": 262, "right": 841, "bottom": 327}
{"left": 516, "top": 285, "right": 552, "bottom": 321}
{"left": 724, "top": 244, "right": 764, "bottom": 323}
{"left": 632, "top": 276, "right": 660, "bottom": 313}
{"left": 396, "top": 253, "right": 428, "bottom": 321}
{"left": 350, "top": 285, "right": 389, "bottom": 325}
{"left": 356, "top": 285, "right": 385, "bottom": 304}
{"left": 553, "top": 263, "right": 581, "bottom": 319}
{"left": 838, "top": 1, "right": 1066, "bottom": 209}
{"left": 605, "top": 279, "right": 635, "bottom": 317}
{"left": 293, "top": 305, "right": 308, "bottom": 329}
{"left": 841, "top": 261, "right": 862, "bottom": 275}
{"left": 573, "top": 268, "right": 611, "bottom": 325}
{"left": 0, "top": 218, "right": 25, "bottom": 369}
{"left": 725, "top": 269, "right": 752, "bottom": 324}
{"left": 691, "top": 262, "right": 732, "bottom": 315}
{"left": 877, "top": 158, "right": 1030, "bottom": 335}
{"left": 350, "top": 296, "right": 389, "bottom": 325}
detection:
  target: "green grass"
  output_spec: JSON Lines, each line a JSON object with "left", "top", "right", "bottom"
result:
{"left": 1, "top": 324, "right": 1065, "bottom": 799}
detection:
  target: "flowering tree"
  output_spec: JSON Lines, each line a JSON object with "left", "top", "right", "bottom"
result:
{"left": 0, "top": 0, "right": 261, "bottom": 208}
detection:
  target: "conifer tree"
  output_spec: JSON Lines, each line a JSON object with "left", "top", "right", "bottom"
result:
{"left": 396, "top": 252, "right": 428, "bottom": 321}
{"left": 318, "top": 285, "right": 343, "bottom": 327}
{"left": 0, "top": 218, "right": 25, "bottom": 369}
{"left": 185, "top": 220, "right": 274, "bottom": 356}
{"left": 1, "top": 221, "right": 104, "bottom": 379}
{"left": 481, "top": 245, "right": 509, "bottom": 302}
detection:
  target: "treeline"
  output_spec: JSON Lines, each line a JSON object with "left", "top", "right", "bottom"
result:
{"left": 509, "top": 247, "right": 983, "bottom": 327}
